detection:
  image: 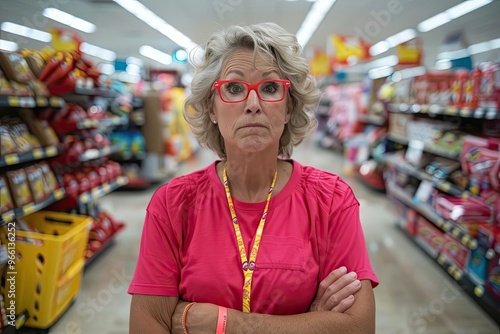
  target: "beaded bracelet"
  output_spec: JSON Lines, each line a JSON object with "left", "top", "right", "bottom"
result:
{"left": 182, "top": 302, "right": 196, "bottom": 334}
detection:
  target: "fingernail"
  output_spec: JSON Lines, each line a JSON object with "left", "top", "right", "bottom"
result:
{"left": 340, "top": 266, "right": 347, "bottom": 272}
{"left": 348, "top": 295, "right": 354, "bottom": 300}
{"left": 349, "top": 272, "right": 357, "bottom": 279}
{"left": 355, "top": 279, "right": 361, "bottom": 286}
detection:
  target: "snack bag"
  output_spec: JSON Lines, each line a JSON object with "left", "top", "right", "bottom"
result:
{"left": 6, "top": 169, "right": 33, "bottom": 207}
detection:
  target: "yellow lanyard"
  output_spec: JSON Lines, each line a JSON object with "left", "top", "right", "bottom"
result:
{"left": 223, "top": 163, "right": 277, "bottom": 313}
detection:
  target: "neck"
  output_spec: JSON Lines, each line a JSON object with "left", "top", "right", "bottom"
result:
{"left": 223, "top": 150, "right": 279, "bottom": 202}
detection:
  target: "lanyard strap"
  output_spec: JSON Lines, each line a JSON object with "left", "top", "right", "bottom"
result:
{"left": 223, "top": 163, "right": 277, "bottom": 313}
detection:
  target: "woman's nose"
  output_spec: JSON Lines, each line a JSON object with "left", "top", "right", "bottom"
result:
{"left": 245, "top": 89, "right": 261, "bottom": 113}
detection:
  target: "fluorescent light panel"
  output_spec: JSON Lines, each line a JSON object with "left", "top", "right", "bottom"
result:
{"left": 370, "top": 28, "right": 416, "bottom": 56}
{"left": 0, "top": 22, "right": 52, "bottom": 42}
{"left": 139, "top": 45, "right": 172, "bottom": 65}
{"left": 113, "top": 0, "right": 197, "bottom": 51}
{"left": 0, "top": 39, "right": 18, "bottom": 51}
{"left": 42, "top": 8, "right": 96, "bottom": 33}
{"left": 296, "top": 0, "right": 337, "bottom": 47}
{"left": 80, "top": 42, "right": 116, "bottom": 61}
{"left": 418, "top": 0, "right": 493, "bottom": 32}
{"left": 368, "top": 66, "right": 393, "bottom": 79}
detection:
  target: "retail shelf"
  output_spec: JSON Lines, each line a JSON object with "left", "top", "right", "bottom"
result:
{"left": 0, "top": 145, "right": 59, "bottom": 169}
{"left": 387, "top": 133, "right": 460, "bottom": 160}
{"left": 357, "top": 114, "right": 386, "bottom": 126}
{"left": 79, "top": 176, "right": 128, "bottom": 204}
{"left": 14, "top": 309, "right": 29, "bottom": 330}
{"left": 397, "top": 225, "right": 500, "bottom": 324}
{"left": 386, "top": 182, "right": 480, "bottom": 250}
{"left": 382, "top": 154, "right": 466, "bottom": 197}
{"left": 0, "top": 96, "right": 65, "bottom": 109}
{"left": 50, "top": 116, "right": 128, "bottom": 134}
{"left": 85, "top": 223, "right": 125, "bottom": 269}
{"left": 79, "top": 145, "right": 121, "bottom": 162}
{"left": 73, "top": 87, "right": 119, "bottom": 98}
{"left": 388, "top": 103, "right": 500, "bottom": 120}
{"left": 130, "top": 110, "right": 145, "bottom": 126}
{"left": 0, "top": 188, "right": 66, "bottom": 226}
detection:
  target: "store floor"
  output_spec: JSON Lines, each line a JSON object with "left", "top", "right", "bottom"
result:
{"left": 47, "top": 138, "right": 499, "bottom": 334}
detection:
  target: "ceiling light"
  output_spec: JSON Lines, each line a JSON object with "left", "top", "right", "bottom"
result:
{"left": 139, "top": 45, "right": 172, "bottom": 65}
{"left": 0, "top": 39, "right": 18, "bottom": 52}
{"left": 126, "top": 63, "right": 141, "bottom": 75}
{"left": 0, "top": 22, "right": 52, "bottom": 42}
{"left": 369, "top": 55, "right": 399, "bottom": 69}
{"left": 42, "top": 8, "right": 96, "bottom": 33}
{"left": 446, "top": 0, "right": 493, "bottom": 19}
{"left": 436, "top": 49, "right": 468, "bottom": 60}
{"left": 370, "top": 41, "right": 390, "bottom": 56}
{"left": 113, "top": 0, "right": 197, "bottom": 51}
{"left": 418, "top": 0, "right": 493, "bottom": 33}
{"left": 385, "top": 29, "right": 417, "bottom": 48}
{"left": 296, "top": 0, "right": 338, "bottom": 47}
{"left": 417, "top": 12, "right": 451, "bottom": 32}
{"left": 80, "top": 42, "right": 116, "bottom": 61}
{"left": 467, "top": 37, "right": 500, "bottom": 55}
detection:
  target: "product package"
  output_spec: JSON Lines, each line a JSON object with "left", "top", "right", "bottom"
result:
{"left": 0, "top": 124, "right": 17, "bottom": 155}
{"left": 6, "top": 169, "right": 33, "bottom": 207}
{"left": 0, "top": 176, "right": 14, "bottom": 214}
{"left": 25, "top": 166, "right": 47, "bottom": 204}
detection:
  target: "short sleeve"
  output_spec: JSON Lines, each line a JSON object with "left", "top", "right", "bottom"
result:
{"left": 325, "top": 184, "right": 379, "bottom": 288}
{"left": 127, "top": 185, "right": 182, "bottom": 296}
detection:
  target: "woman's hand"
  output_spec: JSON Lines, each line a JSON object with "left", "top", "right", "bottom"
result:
{"left": 309, "top": 267, "right": 361, "bottom": 313}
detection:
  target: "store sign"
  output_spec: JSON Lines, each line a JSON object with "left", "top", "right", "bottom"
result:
{"left": 327, "top": 35, "right": 371, "bottom": 65}
{"left": 397, "top": 38, "right": 422, "bottom": 66}
{"left": 49, "top": 27, "right": 82, "bottom": 52}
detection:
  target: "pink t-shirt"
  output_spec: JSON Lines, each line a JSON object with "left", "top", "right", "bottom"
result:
{"left": 128, "top": 160, "right": 378, "bottom": 315}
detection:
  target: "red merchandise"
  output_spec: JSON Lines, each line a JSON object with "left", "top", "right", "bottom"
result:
{"left": 464, "top": 68, "right": 482, "bottom": 109}
{"left": 415, "top": 216, "right": 445, "bottom": 257}
{"left": 479, "top": 62, "right": 500, "bottom": 110}
{"left": 450, "top": 69, "right": 468, "bottom": 108}
{"left": 434, "top": 195, "right": 492, "bottom": 224}
{"left": 440, "top": 234, "right": 469, "bottom": 271}
{"left": 486, "top": 232, "right": 500, "bottom": 301}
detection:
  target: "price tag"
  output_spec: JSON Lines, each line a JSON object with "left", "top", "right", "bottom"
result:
{"left": 439, "top": 182, "right": 451, "bottom": 192}
{"left": 23, "top": 203, "right": 35, "bottom": 215}
{"left": 7, "top": 96, "right": 20, "bottom": 107}
{"left": 405, "top": 140, "right": 425, "bottom": 167}
{"left": 54, "top": 188, "right": 64, "bottom": 199}
{"left": 1, "top": 211, "right": 15, "bottom": 223}
{"left": 469, "top": 239, "right": 477, "bottom": 250}
{"left": 4, "top": 154, "right": 19, "bottom": 165}
{"left": 32, "top": 148, "right": 44, "bottom": 159}
{"left": 414, "top": 180, "right": 434, "bottom": 204}
{"left": 453, "top": 270, "right": 462, "bottom": 281}
{"left": 80, "top": 193, "right": 90, "bottom": 203}
{"left": 461, "top": 235, "right": 470, "bottom": 246}
{"left": 452, "top": 228, "right": 460, "bottom": 238}
{"left": 36, "top": 97, "right": 47, "bottom": 106}
{"left": 50, "top": 97, "right": 61, "bottom": 106}
{"left": 46, "top": 146, "right": 57, "bottom": 156}
{"left": 474, "top": 285, "right": 484, "bottom": 297}
{"left": 102, "top": 183, "right": 111, "bottom": 193}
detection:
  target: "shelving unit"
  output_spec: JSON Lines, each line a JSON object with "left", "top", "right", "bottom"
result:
{"left": 379, "top": 97, "right": 500, "bottom": 323}
{"left": 0, "top": 146, "right": 59, "bottom": 168}
{"left": 0, "top": 96, "right": 65, "bottom": 109}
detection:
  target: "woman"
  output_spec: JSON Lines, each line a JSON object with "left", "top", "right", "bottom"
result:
{"left": 129, "top": 22, "right": 378, "bottom": 333}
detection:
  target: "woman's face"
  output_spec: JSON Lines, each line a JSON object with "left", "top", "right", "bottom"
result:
{"left": 211, "top": 48, "right": 290, "bottom": 155}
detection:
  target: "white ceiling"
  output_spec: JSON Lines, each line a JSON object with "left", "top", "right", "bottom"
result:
{"left": 0, "top": 0, "right": 499, "bottom": 73}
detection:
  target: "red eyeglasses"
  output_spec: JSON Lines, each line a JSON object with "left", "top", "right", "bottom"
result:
{"left": 212, "top": 79, "right": 291, "bottom": 103}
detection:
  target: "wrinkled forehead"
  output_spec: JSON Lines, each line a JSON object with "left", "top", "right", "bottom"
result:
{"left": 220, "top": 47, "right": 280, "bottom": 77}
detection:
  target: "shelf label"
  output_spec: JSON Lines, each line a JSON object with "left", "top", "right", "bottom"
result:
{"left": 451, "top": 228, "right": 460, "bottom": 238}
{"left": 437, "top": 255, "right": 446, "bottom": 265}
{"left": 460, "top": 108, "right": 471, "bottom": 117}
{"left": 4, "top": 154, "right": 19, "bottom": 165}
{"left": 32, "top": 148, "right": 44, "bottom": 159}
{"left": 7, "top": 96, "right": 20, "bottom": 107}
{"left": 54, "top": 188, "right": 64, "bottom": 200}
{"left": 453, "top": 270, "right": 462, "bottom": 281}
{"left": 50, "top": 97, "right": 61, "bottom": 106}
{"left": 46, "top": 146, "right": 57, "bottom": 156}
{"left": 474, "top": 285, "right": 484, "bottom": 297}
{"left": 406, "top": 140, "right": 425, "bottom": 166}
{"left": 102, "top": 184, "right": 111, "bottom": 193}
{"left": 1, "top": 211, "right": 15, "bottom": 223}
{"left": 461, "top": 235, "right": 470, "bottom": 246}
{"left": 469, "top": 239, "right": 477, "bottom": 250}
{"left": 80, "top": 193, "right": 90, "bottom": 203}
{"left": 443, "top": 222, "right": 452, "bottom": 232}
{"left": 23, "top": 203, "right": 35, "bottom": 215}
{"left": 36, "top": 97, "right": 47, "bottom": 106}
{"left": 438, "top": 182, "right": 451, "bottom": 192}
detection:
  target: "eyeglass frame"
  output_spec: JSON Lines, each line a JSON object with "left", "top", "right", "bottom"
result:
{"left": 212, "top": 79, "right": 291, "bottom": 103}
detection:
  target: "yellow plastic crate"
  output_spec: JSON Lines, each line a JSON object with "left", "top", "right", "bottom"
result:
{"left": 2, "top": 211, "right": 92, "bottom": 329}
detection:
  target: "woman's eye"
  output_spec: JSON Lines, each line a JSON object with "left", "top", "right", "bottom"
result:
{"left": 226, "top": 83, "right": 243, "bottom": 94}
{"left": 262, "top": 83, "right": 278, "bottom": 93}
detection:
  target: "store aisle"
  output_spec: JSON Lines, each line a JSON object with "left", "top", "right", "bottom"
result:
{"left": 48, "top": 138, "right": 499, "bottom": 334}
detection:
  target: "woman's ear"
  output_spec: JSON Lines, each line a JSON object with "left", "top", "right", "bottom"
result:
{"left": 285, "top": 111, "right": 291, "bottom": 124}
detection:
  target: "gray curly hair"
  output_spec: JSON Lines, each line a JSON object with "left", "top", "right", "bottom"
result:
{"left": 184, "top": 22, "right": 321, "bottom": 159}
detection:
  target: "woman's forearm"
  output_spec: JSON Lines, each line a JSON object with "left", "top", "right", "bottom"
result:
{"left": 225, "top": 309, "right": 371, "bottom": 334}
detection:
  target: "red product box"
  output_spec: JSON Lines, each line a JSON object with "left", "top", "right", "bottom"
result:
{"left": 440, "top": 234, "right": 470, "bottom": 271}
{"left": 464, "top": 68, "right": 482, "bottom": 109}
{"left": 415, "top": 217, "right": 445, "bottom": 258}
{"left": 434, "top": 195, "right": 492, "bottom": 224}
{"left": 479, "top": 62, "right": 500, "bottom": 110}
{"left": 405, "top": 208, "right": 419, "bottom": 236}
{"left": 450, "top": 69, "right": 469, "bottom": 107}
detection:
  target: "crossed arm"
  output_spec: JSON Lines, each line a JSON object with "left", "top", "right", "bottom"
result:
{"left": 129, "top": 268, "right": 375, "bottom": 334}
